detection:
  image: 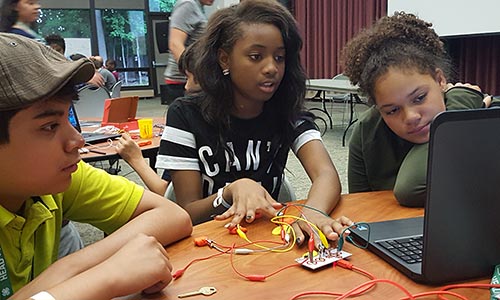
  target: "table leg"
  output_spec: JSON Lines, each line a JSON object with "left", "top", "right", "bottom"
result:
{"left": 309, "top": 90, "right": 333, "bottom": 129}
{"left": 342, "top": 93, "right": 357, "bottom": 147}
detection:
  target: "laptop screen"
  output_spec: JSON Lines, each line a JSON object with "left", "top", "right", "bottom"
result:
{"left": 68, "top": 103, "right": 81, "bottom": 132}
{"left": 349, "top": 108, "right": 500, "bottom": 284}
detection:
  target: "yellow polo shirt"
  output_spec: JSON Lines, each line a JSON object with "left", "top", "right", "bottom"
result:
{"left": 0, "top": 161, "right": 144, "bottom": 292}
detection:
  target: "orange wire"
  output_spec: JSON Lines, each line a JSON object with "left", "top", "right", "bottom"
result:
{"left": 352, "top": 265, "right": 376, "bottom": 280}
{"left": 228, "top": 243, "right": 303, "bottom": 281}
{"left": 437, "top": 283, "right": 500, "bottom": 300}
{"left": 336, "top": 279, "right": 416, "bottom": 300}
{"left": 333, "top": 260, "right": 377, "bottom": 296}
{"left": 406, "top": 290, "right": 468, "bottom": 300}
{"left": 289, "top": 291, "right": 343, "bottom": 299}
{"left": 172, "top": 249, "right": 229, "bottom": 279}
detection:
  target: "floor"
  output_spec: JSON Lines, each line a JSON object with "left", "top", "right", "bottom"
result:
{"left": 75, "top": 96, "right": 369, "bottom": 246}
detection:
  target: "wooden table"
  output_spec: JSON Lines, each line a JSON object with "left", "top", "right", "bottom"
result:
{"left": 80, "top": 118, "right": 162, "bottom": 169}
{"left": 120, "top": 191, "right": 490, "bottom": 299}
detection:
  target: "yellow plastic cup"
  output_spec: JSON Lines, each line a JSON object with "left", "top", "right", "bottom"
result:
{"left": 137, "top": 118, "right": 153, "bottom": 139}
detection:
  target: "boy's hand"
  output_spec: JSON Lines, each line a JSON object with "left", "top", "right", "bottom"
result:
{"left": 101, "top": 234, "right": 173, "bottom": 295}
{"left": 116, "top": 133, "right": 143, "bottom": 164}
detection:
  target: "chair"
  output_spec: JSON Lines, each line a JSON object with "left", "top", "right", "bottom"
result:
{"left": 327, "top": 74, "right": 352, "bottom": 126}
{"left": 164, "top": 176, "right": 296, "bottom": 203}
{"left": 74, "top": 85, "right": 111, "bottom": 118}
{"left": 110, "top": 80, "right": 122, "bottom": 98}
{"left": 307, "top": 74, "right": 352, "bottom": 136}
{"left": 277, "top": 176, "right": 296, "bottom": 202}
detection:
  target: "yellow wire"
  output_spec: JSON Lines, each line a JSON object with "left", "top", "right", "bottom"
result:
{"left": 235, "top": 224, "right": 296, "bottom": 253}
{"left": 270, "top": 214, "right": 330, "bottom": 248}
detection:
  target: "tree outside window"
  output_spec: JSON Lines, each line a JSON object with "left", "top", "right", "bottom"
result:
{"left": 99, "top": 9, "right": 149, "bottom": 86}
{"left": 149, "top": 0, "right": 177, "bottom": 12}
{"left": 37, "top": 9, "right": 92, "bottom": 57}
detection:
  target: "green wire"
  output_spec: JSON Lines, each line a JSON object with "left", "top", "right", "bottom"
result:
{"left": 337, "top": 222, "right": 371, "bottom": 252}
{"left": 277, "top": 203, "right": 330, "bottom": 217}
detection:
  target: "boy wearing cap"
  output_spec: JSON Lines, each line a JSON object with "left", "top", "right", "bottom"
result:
{"left": 0, "top": 33, "right": 192, "bottom": 300}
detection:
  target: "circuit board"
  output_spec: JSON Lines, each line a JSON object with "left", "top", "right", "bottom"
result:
{"left": 295, "top": 248, "right": 352, "bottom": 270}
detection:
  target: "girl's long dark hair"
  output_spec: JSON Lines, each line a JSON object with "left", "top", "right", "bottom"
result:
{"left": 192, "top": 0, "right": 307, "bottom": 141}
{"left": 0, "top": 0, "right": 19, "bottom": 32}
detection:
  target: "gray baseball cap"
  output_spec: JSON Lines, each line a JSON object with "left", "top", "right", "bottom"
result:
{"left": 0, "top": 33, "right": 95, "bottom": 111}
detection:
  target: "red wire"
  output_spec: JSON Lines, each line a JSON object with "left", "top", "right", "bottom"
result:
{"left": 291, "top": 279, "right": 500, "bottom": 300}
{"left": 405, "top": 290, "right": 469, "bottom": 300}
{"left": 352, "top": 265, "right": 376, "bottom": 280}
{"left": 436, "top": 283, "right": 500, "bottom": 300}
{"left": 290, "top": 283, "right": 472, "bottom": 300}
{"left": 333, "top": 260, "right": 377, "bottom": 296}
{"left": 172, "top": 249, "right": 229, "bottom": 279}
{"left": 229, "top": 243, "right": 303, "bottom": 281}
{"left": 336, "top": 279, "right": 415, "bottom": 300}
{"left": 290, "top": 291, "right": 343, "bottom": 299}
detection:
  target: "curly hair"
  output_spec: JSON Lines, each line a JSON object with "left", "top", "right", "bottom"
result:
{"left": 341, "top": 12, "right": 454, "bottom": 104}
{"left": 192, "top": 0, "right": 307, "bottom": 134}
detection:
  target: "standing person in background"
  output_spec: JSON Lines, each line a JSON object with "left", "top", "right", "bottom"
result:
{"left": 343, "top": 12, "right": 494, "bottom": 206}
{"left": 105, "top": 58, "right": 120, "bottom": 81}
{"left": 0, "top": 0, "right": 43, "bottom": 42}
{"left": 156, "top": 0, "right": 353, "bottom": 247}
{"left": 162, "top": 0, "right": 214, "bottom": 105}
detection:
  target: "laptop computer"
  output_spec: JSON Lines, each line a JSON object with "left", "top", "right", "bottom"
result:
{"left": 69, "top": 102, "right": 121, "bottom": 144}
{"left": 350, "top": 108, "right": 500, "bottom": 284}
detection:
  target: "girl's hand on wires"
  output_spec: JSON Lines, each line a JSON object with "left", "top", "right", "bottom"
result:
{"left": 214, "top": 178, "right": 282, "bottom": 228}
{"left": 294, "top": 211, "right": 354, "bottom": 247}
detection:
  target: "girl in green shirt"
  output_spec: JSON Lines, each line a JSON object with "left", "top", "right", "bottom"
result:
{"left": 342, "top": 12, "right": 492, "bottom": 206}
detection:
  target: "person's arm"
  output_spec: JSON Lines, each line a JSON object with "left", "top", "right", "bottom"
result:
{"left": 87, "top": 71, "right": 104, "bottom": 87}
{"left": 14, "top": 190, "right": 192, "bottom": 299}
{"left": 168, "top": 1, "right": 200, "bottom": 64}
{"left": 171, "top": 170, "right": 280, "bottom": 225}
{"left": 445, "top": 84, "right": 485, "bottom": 110}
{"left": 23, "top": 234, "right": 173, "bottom": 300}
{"left": 170, "top": 170, "right": 221, "bottom": 224}
{"left": 393, "top": 143, "right": 428, "bottom": 207}
{"left": 292, "top": 140, "right": 353, "bottom": 244}
{"left": 169, "top": 28, "right": 188, "bottom": 64}
{"left": 116, "top": 134, "right": 169, "bottom": 195}
{"left": 347, "top": 120, "right": 371, "bottom": 193}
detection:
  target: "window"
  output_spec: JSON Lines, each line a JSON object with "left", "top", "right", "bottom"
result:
{"left": 149, "top": 0, "right": 176, "bottom": 13}
{"left": 37, "top": 9, "right": 92, "bottom": 57}
{"left": 96, "top": 9, "right": 149, "bottom": 86}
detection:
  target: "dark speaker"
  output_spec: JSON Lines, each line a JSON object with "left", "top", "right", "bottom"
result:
{"left": 155, "top": 21, "right": 170, "bottom": 53}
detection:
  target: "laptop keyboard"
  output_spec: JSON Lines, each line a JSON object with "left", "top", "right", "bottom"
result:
{"left": 376, "top": 236, "right": 423, "bottom": 264}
